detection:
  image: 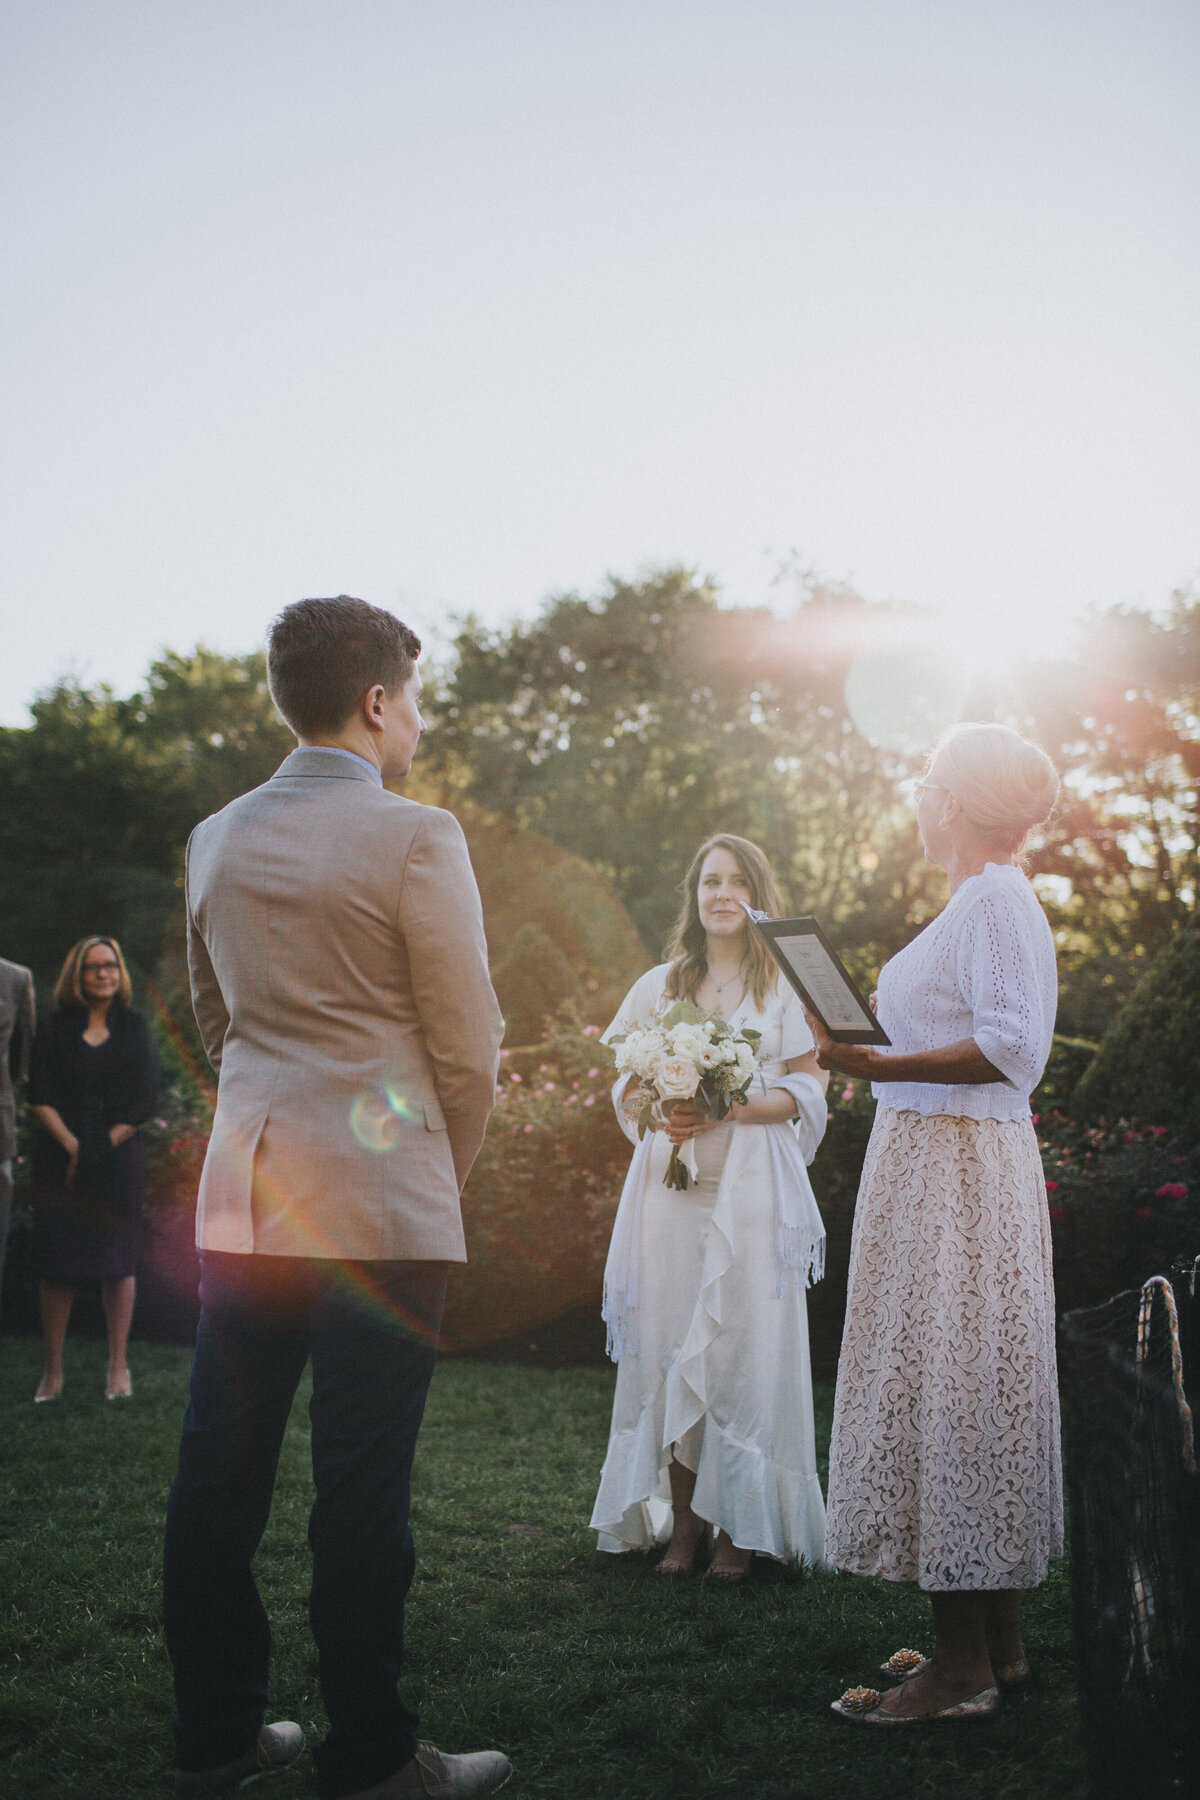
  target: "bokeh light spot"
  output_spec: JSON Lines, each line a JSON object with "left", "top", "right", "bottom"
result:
{"left": 844, "top": 643, "right": 971, "bottom": 754}
{"left": 350, "top": 1093, "right": 402, "bottom": 1153}
{"left": 382, "top": 1082, "right": 420, "bottom": 1122}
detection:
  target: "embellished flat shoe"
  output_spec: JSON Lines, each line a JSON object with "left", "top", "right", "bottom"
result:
{"left": 879, "top": 1647, "right": 927, "bottom": 1678}
{"left": 880, "top": 1644, "right": 1031, "bottom": 1690}
{"left": 991, "top": 1655, "right": 1031, "bottom": 1690}
{"left": 831, "top": 1683, "right": 1001, "bottom": 1725}
{"left": 106, "top": 1370, "right": 133, "bottom": 1401}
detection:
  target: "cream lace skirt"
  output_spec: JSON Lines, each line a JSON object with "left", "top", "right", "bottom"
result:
{"left": 824, "top": 1109, "right": 1063, "bottom": 1591}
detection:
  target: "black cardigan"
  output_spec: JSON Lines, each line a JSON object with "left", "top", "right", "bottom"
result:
{"left": 28, "top": 1003, "right": 160, "bottom": 1135}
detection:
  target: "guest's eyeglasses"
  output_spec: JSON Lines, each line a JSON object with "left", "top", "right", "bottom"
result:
{"left": 84, "top": 960, "right": 120, "bottom": 974}
{"left": 912, "top": 781, "right": 948, "bottom": 802}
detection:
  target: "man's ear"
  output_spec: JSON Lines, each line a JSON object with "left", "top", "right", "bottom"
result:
{"left": 362, "top": 684, "right": 388, "bottom": 732}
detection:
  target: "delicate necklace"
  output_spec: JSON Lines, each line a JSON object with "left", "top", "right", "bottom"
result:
{"left": 706, "top": 965, "right": 744, "bottom": 996}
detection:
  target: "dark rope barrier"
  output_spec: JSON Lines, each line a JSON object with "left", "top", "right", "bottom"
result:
{"left": 1059, "top": 1257, "right": 1200, "bottom": 1800}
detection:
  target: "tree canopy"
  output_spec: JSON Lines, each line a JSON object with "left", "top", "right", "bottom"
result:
{"left": 0, "top": 649, "right": 292, "bottom": 980}
{"left": 4, "top": 573, "right": 1200, "bottom": 1062}
{"left": 422, "top": 567, "right": 943, "bottom": 972}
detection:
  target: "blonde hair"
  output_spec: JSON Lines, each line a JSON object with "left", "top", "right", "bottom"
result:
{"left": 663, "top": 834, "right": 785, "bottom": 1012}
{"left": 54, "top": 936, "right": 133, "bottom": 1009}
{"left": 928, "top": 723, "right": 1060, "bottom": 858}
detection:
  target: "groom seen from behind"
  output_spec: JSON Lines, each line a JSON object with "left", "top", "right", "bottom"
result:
{"left": 163, "top": 597, "right": 509, "bottom": 1800}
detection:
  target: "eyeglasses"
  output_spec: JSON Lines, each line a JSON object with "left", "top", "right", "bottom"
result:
{"left": 83, "top": 960, "right": 120, "bottom": 974}
{"left": 912, "top": 781, "right": 948, "bottom": 802}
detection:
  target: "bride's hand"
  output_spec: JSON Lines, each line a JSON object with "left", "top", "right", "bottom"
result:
{"left": 663, "top": 1101, "right": 720, "bottom": 1144}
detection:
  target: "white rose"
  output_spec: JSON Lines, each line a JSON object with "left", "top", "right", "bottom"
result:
{"left": 656, "top": 1055, "right": 699, "bottom": 1100}
{"left": 621, "top": 1030, "right": 661, "bottom": 1081}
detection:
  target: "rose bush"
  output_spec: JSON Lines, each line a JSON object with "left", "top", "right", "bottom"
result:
{"left": 443, "top": 1006, "right": 631, "bottom": 1348}
{"left": 1035, "top": 1110, "right": 1200, "bottom": 1311}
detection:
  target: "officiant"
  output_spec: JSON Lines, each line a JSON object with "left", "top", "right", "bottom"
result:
{"left": 808, "top": 723, "right": 1062, "bottom": 1726}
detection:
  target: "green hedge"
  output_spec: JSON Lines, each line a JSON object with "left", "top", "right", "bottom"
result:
{"left": 9, "top": 1021, "right": 1196, "bottom": 1365}
{"left": 1073, "top": 923, "right": 1200, "bottom": 1135}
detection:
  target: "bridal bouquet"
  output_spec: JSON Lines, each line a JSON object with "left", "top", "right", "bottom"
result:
{"left": 608, "top": 1000, "right": 762, "bottom": 1190}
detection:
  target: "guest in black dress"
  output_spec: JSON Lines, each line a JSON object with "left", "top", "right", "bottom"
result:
{"left": 29, "top": 936, "right": 159, "bottom": 1402}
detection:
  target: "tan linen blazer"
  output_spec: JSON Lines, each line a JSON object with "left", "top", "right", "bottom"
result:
{"left": 186, "top": 748, "right": 503, "bottom": 1261}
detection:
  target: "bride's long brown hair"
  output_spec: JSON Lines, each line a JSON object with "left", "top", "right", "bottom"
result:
{"left": 662, "top": 834, "right": 786, "bottom": 1012}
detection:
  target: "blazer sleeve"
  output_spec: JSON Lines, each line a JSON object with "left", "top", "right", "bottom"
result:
{"left": 185, "top": 826, "right": 232, "bottom": 1074}
{"left": 397, "top": 806, "right": 504, "bottom": 1190}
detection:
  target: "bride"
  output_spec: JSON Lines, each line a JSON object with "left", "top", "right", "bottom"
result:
{"left": 590, "top": 834, "right": 829, "bottom": 1579}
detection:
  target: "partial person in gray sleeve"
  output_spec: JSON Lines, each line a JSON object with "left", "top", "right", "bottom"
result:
{"left": 0, "top": 953, "right": 36, "bottom": 1325}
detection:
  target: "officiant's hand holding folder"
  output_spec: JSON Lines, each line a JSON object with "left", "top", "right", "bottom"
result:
{"left": 738, "top": 903, "right": 890, "bottom": 1046}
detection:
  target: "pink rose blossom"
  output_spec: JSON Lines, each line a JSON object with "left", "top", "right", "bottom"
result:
{"left": 1155, "top": 1181, "right": 1188, "bottom": 1201}
{"left": 1045, "top": 1180, "right": 1058, "bottom": 1192}
{"left": 523, "top": 1123, "right": 535, "bottom": 1134}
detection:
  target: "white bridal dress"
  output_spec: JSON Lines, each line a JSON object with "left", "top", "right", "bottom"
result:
{"left": 589, "top": 964, "right": 828, "bottom": 1565}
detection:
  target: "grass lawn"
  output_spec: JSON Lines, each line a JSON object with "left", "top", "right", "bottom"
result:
{"left": 0, "top": 1335, "right": 1087, "bottom": 1800}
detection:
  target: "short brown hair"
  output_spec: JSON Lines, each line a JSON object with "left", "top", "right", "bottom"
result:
{"left": 54, "top": 936, "right": 133, "bottom": 1008}
{"left": 663, "top": 834, "right": 786, "bottom": 1012}
{"left": 267, "top": 596, "right": 421, "bottom": 738}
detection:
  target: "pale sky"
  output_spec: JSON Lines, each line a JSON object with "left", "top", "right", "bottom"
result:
{"left": 2, "top": 0, "right": 1198, "bottom": 725}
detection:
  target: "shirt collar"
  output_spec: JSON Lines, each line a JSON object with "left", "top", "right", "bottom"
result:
{"left": 295, "top": 745, "right": 383, "bottom": 786}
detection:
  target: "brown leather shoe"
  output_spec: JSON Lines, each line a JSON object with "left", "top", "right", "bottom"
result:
{"left": 344, "top": 1741, "right": 513, "bottom": 1798}
{"left": 174, "top": 1721, "right": 306, "bottom": 1795}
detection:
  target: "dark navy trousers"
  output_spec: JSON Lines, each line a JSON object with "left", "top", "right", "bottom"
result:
{"left": 163, "top": 1251, "right": 447, "bottom": 1800}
